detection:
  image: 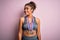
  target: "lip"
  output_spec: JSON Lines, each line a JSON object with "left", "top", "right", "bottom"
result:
{"left": 25, "top": 11, "right": 29, "bottom": 13}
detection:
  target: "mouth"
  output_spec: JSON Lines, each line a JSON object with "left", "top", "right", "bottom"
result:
{"left": 26, "top": 15, "right": 29, "bottom": 16}
{"left": 24, "top": 11, "right": 28, "bottom": 13}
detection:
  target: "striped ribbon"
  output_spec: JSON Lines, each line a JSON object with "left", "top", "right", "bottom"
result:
{"left": 27, "top": 17, "right": 34, "bottom": 31}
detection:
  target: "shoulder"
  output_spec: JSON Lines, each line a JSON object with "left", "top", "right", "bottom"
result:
{"left": 20, "top": 17, "right": 24, "bottom": 20}
{"left": 35, "top": 17, "right": 40, "bottom": 24}
{"left": 20, "top": 16, "right": 25, "bottom": 23}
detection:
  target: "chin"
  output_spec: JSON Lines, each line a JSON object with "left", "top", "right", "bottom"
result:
{"left": 25, "top": 13, "right": 29, "bottom": 15}
{"left": 25, "top": 14, "right": 29, "bottom": 16}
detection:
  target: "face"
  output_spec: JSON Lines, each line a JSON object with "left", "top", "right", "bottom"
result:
{"left": 24, "top": 5, "right": 33, "bottom": 16}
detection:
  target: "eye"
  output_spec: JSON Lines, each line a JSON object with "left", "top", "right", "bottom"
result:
{"left": 24, "top": 7, "right": 28, "bottom": 10}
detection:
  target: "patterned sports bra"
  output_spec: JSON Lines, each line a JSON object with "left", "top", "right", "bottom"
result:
{"left": 22, "top": 16, "right": 38, "bottom": 31}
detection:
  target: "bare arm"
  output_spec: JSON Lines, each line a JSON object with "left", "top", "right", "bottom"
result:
{"left": 18, "top": 17, "right": 23, "bottom": 40}
{"left": 37, "top": 18, "right": 41, "bottom": 40}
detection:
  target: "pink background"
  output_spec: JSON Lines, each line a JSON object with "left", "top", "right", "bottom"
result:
{"left": 0, "top": 0, "right": 60, "bottom": 40}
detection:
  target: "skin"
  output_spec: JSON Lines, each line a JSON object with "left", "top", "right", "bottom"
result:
{"left": 18, "top": 5, "right": 41, "bottom": 40}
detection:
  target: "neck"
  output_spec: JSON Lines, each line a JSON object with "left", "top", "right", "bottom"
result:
{"left": 28, "top": 14, "right": 33, "bottom": 18}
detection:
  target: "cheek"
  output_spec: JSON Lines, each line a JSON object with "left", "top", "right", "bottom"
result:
{"left": 24, "top": 10, "right": 30, "bottom": 13}
{"left": 24, "top": 9, "right": 32, "bottom": 14}
{"left": 24, "top": 10, "right": 29, "bottom": 15}
{"left": 28, "top": 9, "right": 32, "bottom": 13}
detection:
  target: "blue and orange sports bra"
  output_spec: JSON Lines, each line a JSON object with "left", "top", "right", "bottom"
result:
{"left": 22, "top": 16, "right": 38, "bottom": 31}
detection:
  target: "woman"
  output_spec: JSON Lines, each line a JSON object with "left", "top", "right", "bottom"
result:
{"left": 18, "top": 1, "right": 41, "bottom": 40}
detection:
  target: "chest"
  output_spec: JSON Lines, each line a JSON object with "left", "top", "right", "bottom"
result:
{"left": 22, "top": 17, "right": 38, "bottom": 30}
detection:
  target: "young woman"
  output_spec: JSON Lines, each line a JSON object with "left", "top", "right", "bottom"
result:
{"left": 18, "top": 1, "right": 41, "bottom": 40}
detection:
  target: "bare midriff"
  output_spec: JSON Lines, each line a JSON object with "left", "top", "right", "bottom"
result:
{"left": 23, "top": 30, "right": 37, "bottom": 37}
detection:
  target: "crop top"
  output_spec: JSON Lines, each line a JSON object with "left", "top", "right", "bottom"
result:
{"left": 22, "top": 16, "right": 38, "bottom": 31}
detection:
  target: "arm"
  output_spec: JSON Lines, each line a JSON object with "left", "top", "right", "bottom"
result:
{"left": 18, "top": 17, "right": 23, "bottom": 40}
{"left": 37, "top": 18, "right": 41, "bottom": 40}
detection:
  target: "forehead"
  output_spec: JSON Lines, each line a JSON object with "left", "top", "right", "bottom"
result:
{"left": 25, "top": 5, "right": 31, "bottom": 8}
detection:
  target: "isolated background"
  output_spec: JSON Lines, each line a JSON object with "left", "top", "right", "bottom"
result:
{"left": 0, "top": 0, "right": 60, "bottom": 40}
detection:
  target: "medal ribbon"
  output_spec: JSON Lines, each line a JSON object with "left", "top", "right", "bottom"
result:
{"left": 27, "top": 16, "right": 34, "bottom": 31}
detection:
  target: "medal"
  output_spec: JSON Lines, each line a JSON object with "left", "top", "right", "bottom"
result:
{"left": 27, "top": 16, "right": 34, "bottom": 34}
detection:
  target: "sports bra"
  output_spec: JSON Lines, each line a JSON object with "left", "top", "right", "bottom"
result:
{"left": 22, "top": 16, "right": 38, "bottom": 31}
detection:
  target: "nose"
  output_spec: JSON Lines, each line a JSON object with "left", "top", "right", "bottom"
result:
{"left": 24, "top": 10, "right": 28, "bottom": 13}
{"left": 25, "top": 9, "right": 29, "bottom": 12}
